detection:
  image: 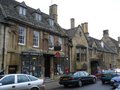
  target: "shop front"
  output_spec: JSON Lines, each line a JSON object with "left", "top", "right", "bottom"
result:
{"left": 21, "top": 51, "right": 43, "bottom": 77}
{"left": 43, "top": 51, "right": 69, "bottom": 80}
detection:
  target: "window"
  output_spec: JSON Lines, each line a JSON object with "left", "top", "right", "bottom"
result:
{"left": 17, "top": 75, "right": 29, "bottom": 83}
{"left": 49, "top": 35, "right": 54, "bottom": 49}
{"left": 35, "top": 13, "right": 42, "bottom": 21}
{"left": 76, "top": 49, "right": 80, "bottom": 61}
{"left": 33, "top": 31, "right": 39, "bottom": 47}
{"left": 28, "top": 75, "right": 38, "bottom": 81}
{"left": 58, "top": 37, "right": 62, "bottom": 46}
{"left": 81, "top": 48, "right": 87, "bottom": 61}
{"left": 18, "top": 26, "right": 26, "bottom": 45}
{"left": 0, "top": 75, "right": 14, "bottom": 85}
{"left": 49, "top": 19, "right": 54, "bottom": 26}
{"left": 19, "top": 7, "right": 26, "bottom": 16}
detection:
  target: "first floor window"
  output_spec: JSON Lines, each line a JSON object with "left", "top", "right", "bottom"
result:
{"left": 18, "top": 26, "right": 26, "bottom": 45}
{"left": 33, "top": 31, "right": 39, "bottom": 47}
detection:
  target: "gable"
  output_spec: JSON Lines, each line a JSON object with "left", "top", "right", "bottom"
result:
{"left": 72, "top": 26, "right": 88, "bottom": 46}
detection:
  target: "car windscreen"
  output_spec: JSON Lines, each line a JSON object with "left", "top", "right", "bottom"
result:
{"left": 0, "top": 75, "right": 4, "bottom": 79}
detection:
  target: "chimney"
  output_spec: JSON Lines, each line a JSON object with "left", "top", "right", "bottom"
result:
{"left": 49, "top": 4, "right": 58, "bottom": 23}
{"left": 118, "top": 37, "right": 120, "bottom": 47}
{"left": 81, "top": 22, "right": 89, "bottom": 37}
{"left": 103, "top": 30, "right": 109, "bottom": 37}
{"left": 70, "top": 18, "right": 75, "bottom": 29}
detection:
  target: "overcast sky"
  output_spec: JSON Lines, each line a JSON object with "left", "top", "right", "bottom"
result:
{"left": 16, "top": 0, "right": 120, "bottom": 40}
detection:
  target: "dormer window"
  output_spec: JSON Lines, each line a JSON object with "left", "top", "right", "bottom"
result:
{"left": 35, "top": 13, "right": 42, "bottom": 21}
{"left": 49, "top": 19, "right": 54, "bottom": 26}
{"left": 19, "top": 7, "right": 26, "bottom": 16}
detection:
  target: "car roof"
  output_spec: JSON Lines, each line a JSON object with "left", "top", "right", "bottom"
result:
{"left": 0, "top": 73, "right": 28, "bottom": 76}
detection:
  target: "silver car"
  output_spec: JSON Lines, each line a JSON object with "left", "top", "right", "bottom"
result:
{"left": 0, "top": 74, "right": 45, "bottom": 90}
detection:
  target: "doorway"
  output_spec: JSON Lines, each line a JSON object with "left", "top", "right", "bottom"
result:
{"left": 91, "top": 61, "right": 99, "bottom": 75}
{"left": 44, "top": 56, "right": 50, "bottom": 78}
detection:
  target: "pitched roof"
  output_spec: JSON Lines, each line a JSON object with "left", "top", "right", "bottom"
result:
{"left": 65, "top": 27, "right": 78, "bottom": 39}
{"left": 88, "top": 36, "right": 116, "bottom": 53}
{"left": 109, "top": 37, "right": 119, "bottom": 48}
{"left": 0, "top": 0, "right": 67, "bottom": 36}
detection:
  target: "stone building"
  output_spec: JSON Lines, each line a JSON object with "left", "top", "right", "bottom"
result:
{"left": 0, "top": 0, "right": 70, "bottom": 79}
{"left": 102, "top": 30, "right": 120, "bottom": 68}
{"left": 66, "top": 20, "right": 117, "bottom": 74}
{"left": 65, "top": 19, "right": 89, "bottom": 72}
{"left": 83, "top": 25, "right": 117, "bottom": 74}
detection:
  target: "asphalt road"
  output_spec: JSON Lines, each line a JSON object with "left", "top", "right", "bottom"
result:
{"left": 45, "top": 80, "right": 113, "bottom": 90}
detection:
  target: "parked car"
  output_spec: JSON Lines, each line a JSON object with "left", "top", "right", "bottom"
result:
{"left": 59, "top": 71, "right": 96, "bottom": 87}
{"left": 115, "top": 84, "right": 120, "bottom": 90}
{"left": 0, "top": 74, "right": 45, "bottom": 90}
{"left": 111, "top": 76, "right": 120, "bottom": 89}
{"left": 100, "top": 69, "right": 118, "bottom": 84}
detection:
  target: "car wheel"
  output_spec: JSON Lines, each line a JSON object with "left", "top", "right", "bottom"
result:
{"left": 64, "top": 84, "right": 68, "bottom": 87}
{"left": 30, "top": 87, "right": 39, "bottom": 90}
{"left": 77, "top": 80, "right": 82, "bottom": 87}
{"left": 92, "top": 78, "right": 96, "bottom": 83}
{"left": 102, "top": 81, "right": 105, "bottom": 84}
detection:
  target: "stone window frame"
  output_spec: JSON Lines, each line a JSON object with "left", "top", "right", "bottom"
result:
{"left": 18, "top": 26, "right": 26, "bottom": 45}
{"left": 33, "top": 31, "right": 39, "bottom": 48}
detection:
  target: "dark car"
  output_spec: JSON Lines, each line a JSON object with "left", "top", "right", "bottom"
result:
{"left": 100, "top": 69, "right": 119, "bottom": 84}
{"left": 59, "top": 71, "right": 96, "bottom": 87}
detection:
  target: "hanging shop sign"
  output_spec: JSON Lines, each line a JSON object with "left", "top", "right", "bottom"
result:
{"left": 55, "top": 52, "right": 60, "bottom": 57}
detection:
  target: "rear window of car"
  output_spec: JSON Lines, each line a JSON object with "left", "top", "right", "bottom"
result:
{"left": 102, "top": 70, "right": 114, "bottom": 74}
{"left": 28, "top": 75, "right": 38, "bottom": 81}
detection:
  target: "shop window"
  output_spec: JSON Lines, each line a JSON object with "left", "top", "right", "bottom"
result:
{"left": 54, "top": 60, "right": 64, "bottom": 75}
{"left": 21, "top": 52, "right": 42, "bottom": 77}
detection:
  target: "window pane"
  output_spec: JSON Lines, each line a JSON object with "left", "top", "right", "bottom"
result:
{"left": 49, "top": 35, "right": 54, "bottom": 48}
{"left": 28, "top": 75, "right": 38, "bottom": 81}
{"left": 33, "top": 31, "right": 39, "bottom": 47}
{"left": 1, "top": 75, "right": 14, "bottom": 85}
{"left": 17, "top": 75, "right": 29, "bottom": 83}
{"left": 18, "top": 26, "right": 26, "bottom": 45}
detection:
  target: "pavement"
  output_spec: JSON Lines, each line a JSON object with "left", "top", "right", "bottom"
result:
{"left": 44, "top": 79, "right": 60, "bottom": 90}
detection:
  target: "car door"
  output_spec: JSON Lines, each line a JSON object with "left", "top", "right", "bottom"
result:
{"left": 78, "top": 71, "right": 87, "bottom": 83}
{"left": 15, "top": 74, "right": 31, "bottom": 90}
{"left": 0, "top": 75, "right": 15, "bottom": 90}
{"left": 83, "top": 71, "right": 93, "bottom": 82}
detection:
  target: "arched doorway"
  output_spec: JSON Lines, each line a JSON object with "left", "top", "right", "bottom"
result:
{"left": 90, "top": 61, "right": 99, "bottom": 75}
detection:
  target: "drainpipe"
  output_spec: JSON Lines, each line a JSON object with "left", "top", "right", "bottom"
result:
{"left": 2, "top": 25, "right": 6, "bottom": 70}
